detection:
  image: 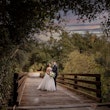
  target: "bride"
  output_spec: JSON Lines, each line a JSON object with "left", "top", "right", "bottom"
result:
{"left": 37, "top": 63, "right": 56, "bottom": 91}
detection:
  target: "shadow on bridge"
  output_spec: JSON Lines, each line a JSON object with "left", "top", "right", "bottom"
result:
{"left": 8, "top": 72, "right": 110, "bottom": 110}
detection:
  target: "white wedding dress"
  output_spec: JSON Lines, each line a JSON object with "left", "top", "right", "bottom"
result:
{"left": 37, "top": 73, "right": 56, "bottom": 91}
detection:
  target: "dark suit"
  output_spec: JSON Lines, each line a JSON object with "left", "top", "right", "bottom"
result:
{"left": 52, "top": 65, "right": 58, "bottom": 87}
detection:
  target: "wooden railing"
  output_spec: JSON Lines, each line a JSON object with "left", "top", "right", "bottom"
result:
{"left": 57, "top": 73, "right": 101, "bottom": 102}
{"left": 12, "top": 72, "right": 27, "bottom": 107}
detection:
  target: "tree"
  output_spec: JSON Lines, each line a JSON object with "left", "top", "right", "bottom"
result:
{"left": 0, "top": 0, "right": 110, "bottom": 45}
{"left": 101, "top": 17, "right": 110, "bottom": 37}
{"left": 63, "top": 50, "right": 104, "bottom": 74}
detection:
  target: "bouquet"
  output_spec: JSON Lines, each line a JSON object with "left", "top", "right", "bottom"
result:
{"left": 49, "top": 71, "right": 55, "bottom": 78}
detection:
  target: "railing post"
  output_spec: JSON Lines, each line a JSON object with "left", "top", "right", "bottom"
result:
{"left": 62, "top": 74, "right": 64, "bottom": 84}
{"left": 74, "top": 75, "right": 78, "bottom": 89}
{"left": 13, "top": 73, "right": 19, "bottom": 105}
{"left": 96, "top": 74, "right": 101, "bottom": 102}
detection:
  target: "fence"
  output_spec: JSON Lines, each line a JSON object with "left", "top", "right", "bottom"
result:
{"left": 13, "top": 73, "right": 27, "bottom": 106}
{"left": 57, "top": 73, "right": 101, "bottom": 102}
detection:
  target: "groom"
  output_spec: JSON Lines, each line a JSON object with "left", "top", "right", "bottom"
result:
{"left": 52, "top": 61, "right": 58, "bottom": 87}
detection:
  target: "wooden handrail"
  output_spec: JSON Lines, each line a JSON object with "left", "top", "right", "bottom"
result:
{"left": 61, "top": 77, "right": 101, "bottom": 85}
{"left": 62, "top": 73, "right": 101, "bottom": 77}
{"left": 57, "top": 73, "right": 101, "bottom": 102}
{"left": 12, "top": 73, "right": 27, "bottom": 106}
{"left": 17, "top": 73, "right": 27, "bottom": 105}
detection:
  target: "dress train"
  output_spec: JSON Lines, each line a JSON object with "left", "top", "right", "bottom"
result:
{"left": 37, "top": 73, "right": 56, "bottom": 91}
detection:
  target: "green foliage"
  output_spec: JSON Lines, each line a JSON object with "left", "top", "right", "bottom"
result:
{"left": 0, "top": 39, "right": 38, "bottom": 105}
{"left": 63, "top": 50, "right": 105, "bottom": 74}
{"left": 101, "top": 73, "right": 110, "bottom": 102}
{"left": 29, "top": 63, "right": 43, "bottom": 72}
{"left": 1, "top": 0, "right": 109, "bottom": 45}
{"left": 0, "top": 57, "right": 14, "bottom": 105}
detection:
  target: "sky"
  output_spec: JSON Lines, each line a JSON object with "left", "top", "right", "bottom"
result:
{"left": 35, "top": 10, "right": 108, "bottom": 41}
{"left": 57, "top": 10, "right": 108, "bottom": 35}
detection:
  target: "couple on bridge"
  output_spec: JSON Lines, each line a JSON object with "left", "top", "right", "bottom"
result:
{"left": 37, "top": 61, "right": 58, "bottom": 91}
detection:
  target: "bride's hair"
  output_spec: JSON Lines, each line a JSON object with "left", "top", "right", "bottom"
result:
{"left": 44, "top": 62, "right": 52, "bottom": 71}
{"left": 47, "top": 63, "right": 51, "bottom": 67}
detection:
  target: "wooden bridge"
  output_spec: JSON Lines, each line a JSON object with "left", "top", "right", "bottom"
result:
{"left": 8, "top": 72, "right": 110, "bottom": 110}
